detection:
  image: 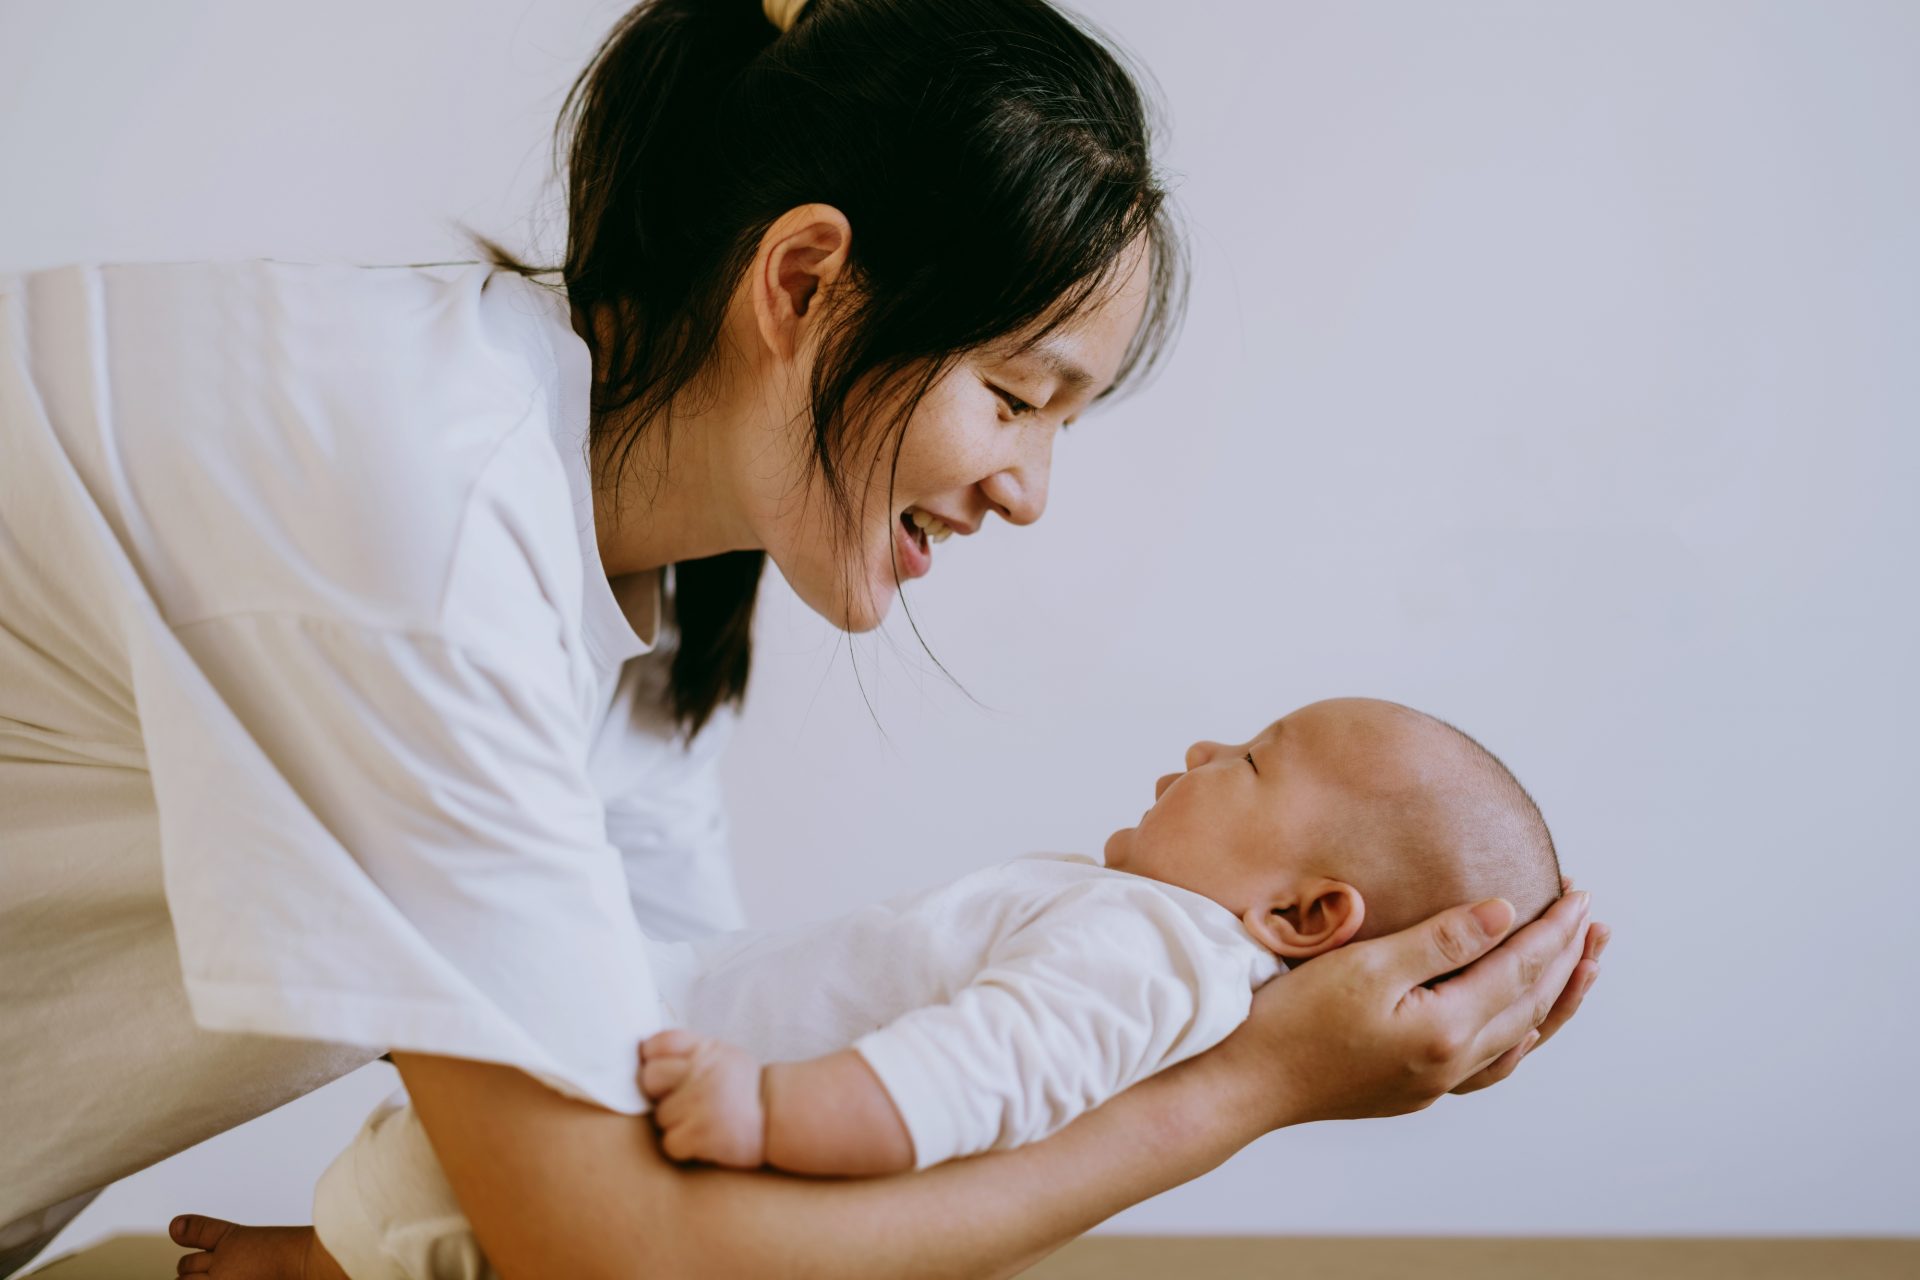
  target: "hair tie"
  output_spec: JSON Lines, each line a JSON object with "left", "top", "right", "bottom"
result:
{"left": 762, "top": 0, "right": 812, "bottom": 33}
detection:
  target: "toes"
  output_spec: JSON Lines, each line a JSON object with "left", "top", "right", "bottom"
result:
{"left": 177, "top": 1249, "right": 215, "bottom": 1275}
{"left": 170, "top": 1215, "right": 234, "bottom": 1251}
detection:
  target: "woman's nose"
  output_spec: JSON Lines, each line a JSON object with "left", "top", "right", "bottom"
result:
{"left": 979, "top": 424, "right": 1055, "bottom": 526}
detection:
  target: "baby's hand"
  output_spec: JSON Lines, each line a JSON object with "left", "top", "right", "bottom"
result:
{"left": 639, "top": 1028, "right": 767, "bottom": 1168}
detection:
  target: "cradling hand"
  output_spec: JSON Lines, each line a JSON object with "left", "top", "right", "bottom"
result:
{"left": 1212, "top": 879, "right": 1605, "bottom": 1130}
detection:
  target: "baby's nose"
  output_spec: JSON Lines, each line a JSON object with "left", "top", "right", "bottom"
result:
{"left": 1184, "top": 740, "right": 1223, "bottom": 770}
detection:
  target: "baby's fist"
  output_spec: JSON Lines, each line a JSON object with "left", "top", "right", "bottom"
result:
{"left": 639, "top": 1029, "right": 767, "bottom": 1168}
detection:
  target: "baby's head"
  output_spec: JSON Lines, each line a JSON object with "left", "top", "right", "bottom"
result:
{"left": 1103, "top": 697, "right": 1560, "bottom": 961}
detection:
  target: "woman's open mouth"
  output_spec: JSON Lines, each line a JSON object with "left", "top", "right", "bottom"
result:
{"left": 895, "top": 510, "right": 933, "bottom": 579}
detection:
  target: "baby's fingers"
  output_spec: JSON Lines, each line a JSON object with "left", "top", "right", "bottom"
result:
{"left": 641, "top": 1028, "right": 701, "bottom": 1061}
{"left": 641, "top": 1054, "right": 694, "bottom": 1099}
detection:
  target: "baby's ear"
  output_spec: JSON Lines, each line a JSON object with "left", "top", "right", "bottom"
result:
{"left": 1242, "top": 879, "right": 1366, "bottom": 959}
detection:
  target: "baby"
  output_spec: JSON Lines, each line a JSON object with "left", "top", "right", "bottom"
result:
{"left": 172, "top": 696, "right": 1561, "bottom": 1280}
{"left": 632, "top": 694, "right": 1563, "bottom": 1176}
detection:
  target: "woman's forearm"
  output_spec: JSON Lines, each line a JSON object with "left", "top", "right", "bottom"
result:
{"left": 395, "top": 1047, "right": 1269, "bottom": 1280}
{"left": 763, "top": 1049, "right": 915, "bottom": 1176}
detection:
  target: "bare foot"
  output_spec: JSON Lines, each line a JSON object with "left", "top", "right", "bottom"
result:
{"left": 169, "top": 1215, "right": 348, "bottom": 1280}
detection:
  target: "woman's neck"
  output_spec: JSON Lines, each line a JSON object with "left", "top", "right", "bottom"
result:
{"left": 572, "top": 300, "right": 774, "bottom": 578}
{"left": 588, "top": 402, "right": 762, "bottom": 578}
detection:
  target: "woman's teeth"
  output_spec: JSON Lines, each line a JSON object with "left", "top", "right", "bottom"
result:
{"left": 908, "top": 509, "right": 954, "bottom": 542}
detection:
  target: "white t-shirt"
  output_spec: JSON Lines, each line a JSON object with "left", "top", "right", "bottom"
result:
{"left": 0, "top": 260, "right": 740, "bottom": 1261}
{"left": 310, "top": 852, "right": 1283, "bottom": 1280}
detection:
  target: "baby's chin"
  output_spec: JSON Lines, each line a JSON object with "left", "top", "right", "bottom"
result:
{"left": 1102, "top": 826, "right": 1134, "bottom": 869}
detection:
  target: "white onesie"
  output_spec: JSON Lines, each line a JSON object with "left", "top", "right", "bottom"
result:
{"left": 313, "top": 852, "right": 1284, "bottom": 1280}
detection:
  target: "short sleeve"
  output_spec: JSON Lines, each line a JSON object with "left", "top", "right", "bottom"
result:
{"left": 851, "top": 890, "right": 1255, "bottom": 1168}
{"left": 135, "top": 604, "right": 666, "bottom": 1113}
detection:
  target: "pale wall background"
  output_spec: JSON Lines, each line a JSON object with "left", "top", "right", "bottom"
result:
{"left": 4, "top": 0, "right": 1915, "bottom": 1255}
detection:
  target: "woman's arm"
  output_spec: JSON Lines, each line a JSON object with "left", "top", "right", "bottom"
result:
{"left": 393, "top": 889, "right": 1600, "bottom": 1280}
{"left": 396, "top": 1040, "right": 1242, "bottom": 1280}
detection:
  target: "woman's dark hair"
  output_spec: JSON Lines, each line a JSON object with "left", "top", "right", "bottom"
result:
{"left": 476, "top": 0, "right": 1189, "bottom": 737}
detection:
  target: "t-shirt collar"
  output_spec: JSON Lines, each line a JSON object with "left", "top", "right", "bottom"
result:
{"left": 539, "top": 283, "right": 659, "bottom": 669}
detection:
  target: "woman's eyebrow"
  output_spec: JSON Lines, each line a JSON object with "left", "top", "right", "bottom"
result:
{"left": 1037, "top": 351, "right": 1095, "bottom": 393}
{"left": 1016, "top": 338, "right": 1097, "bottom": 394}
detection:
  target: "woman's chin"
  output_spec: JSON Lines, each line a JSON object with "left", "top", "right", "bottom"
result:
{"left": 783, "top": 569, "right": 896, "bottom": 634}
{"left": 837, "top": 583, "right": 898, "bottom": 634}
{"left": 1102, "top": 827, "right": 1133, "bottom": 869}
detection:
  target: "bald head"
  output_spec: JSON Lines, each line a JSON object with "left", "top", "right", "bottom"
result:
{"left": 1291, "top": 698, "right": 1562, "bottom": 941}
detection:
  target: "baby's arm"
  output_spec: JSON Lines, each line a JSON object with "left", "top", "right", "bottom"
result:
{"left": 848, "top": 891, "right": 1262, "bottom": 1170}
{"left": 640, "top": 1029, "right": 914, "bottom": 1176}
{"left": 643, "top": 890, "right": 1254, "bottom": 1176}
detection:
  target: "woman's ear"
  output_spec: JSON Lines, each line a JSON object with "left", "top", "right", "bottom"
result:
{"left": 1241, "top": 878, "right": 1366, "bottom": 960}
{"left": 754, "top": 203, "right": 852, "bottom": 355}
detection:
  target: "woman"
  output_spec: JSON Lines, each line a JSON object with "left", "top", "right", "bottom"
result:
{"left": 0, "top": 0, "right": 1606, "bottom": 1276}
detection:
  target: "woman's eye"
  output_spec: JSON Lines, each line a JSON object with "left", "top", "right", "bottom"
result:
{"left": 1244, "top": 750, "right": 1258, "bottom": 773}
{"left": 994, "top": 386, "right": 1037, "bottom": 417}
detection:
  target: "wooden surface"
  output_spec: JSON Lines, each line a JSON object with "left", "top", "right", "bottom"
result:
{"left": 1019, "top": 1235, "right": 1920, "bottom": 1280}
{"left": 25, "top": 1233, "right": 1920, "bottom": 1278}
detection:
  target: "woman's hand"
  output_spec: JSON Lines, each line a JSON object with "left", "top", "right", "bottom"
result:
{"left": 1451, "top": 876, "right": 1609, "bottom": 1095}
{"left": 1211, "top": 883, "right": 1603, "bottom": 1131}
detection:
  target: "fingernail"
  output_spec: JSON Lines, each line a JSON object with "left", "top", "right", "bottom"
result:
{"left": 1579, "top": 968, "right": 1599, "bottom": 997}
{"left": 1593, "top": 928, "right": 1612, "bottom": 960}
{"left": 1573, "top": 890, "right": 1591, "bottom": 915}
{"left": 1471, "top": 898, "right": 1514, "bottom": 936}
{"left": 1523, "top": 1030, "right": 1542, "bottom": 1051}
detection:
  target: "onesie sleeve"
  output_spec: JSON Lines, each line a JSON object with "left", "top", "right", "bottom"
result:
{"left": 138, "top": 604, "right": 667, "bottom": 1114}
{"left": 850, "top": 888, "right": 1257, "bottom": 1168}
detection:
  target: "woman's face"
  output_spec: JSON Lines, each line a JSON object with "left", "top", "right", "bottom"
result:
{"left": 771, "top": 237, "right": 1154, "bottom": 633}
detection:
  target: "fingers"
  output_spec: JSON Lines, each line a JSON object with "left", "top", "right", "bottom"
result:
{"left": 639, "top": 1029, "right": 702, "bottom": 1101}
{"left": 1452, "top": 1029, "right": 1542, "bottom": 1096}
{"left": 1520, "top": 925, "right": 1608, "bottom": 1053}
{"left": 641, "top": 1028, "right": 701, "bottom": 1061}
{"left": 1435, "top": 901, "right": 1607, "bottom": 1100}
{"left": 1447, "top": 917, "right": 1609, "bottom": 1097}
{"left": 1377, "top": 896, "right": 1520, "bottom": 991}
{"left": 169, "top": 1215, "right": 233, "bottom": 1252}
{"left": 653, "top": 1076, "right": 696, "bottom": 1132}
{"left": 641, "top": 1054, "right": 694, "bottom": 1100}
{"left": 1433, "top": 889, "right": 1589, "bottom": 1024}
{"left": 660, "top": 1124, "right": 702, "bottom": 1163}
{"left": 1467, "top": 901, "right": 1588, "bottom": 1060}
